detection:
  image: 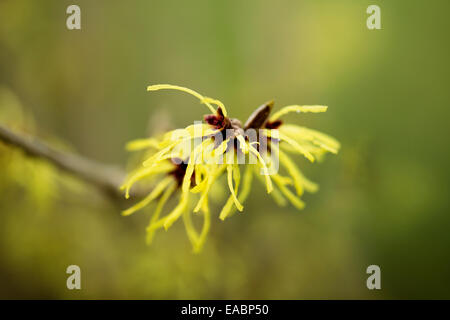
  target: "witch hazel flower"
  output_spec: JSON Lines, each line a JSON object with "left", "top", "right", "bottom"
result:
{"left": 121, "top": 84, "right": 340, "bottom": 252}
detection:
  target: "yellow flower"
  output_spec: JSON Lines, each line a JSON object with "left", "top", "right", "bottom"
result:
{"left": 121, "top": 84, "right": 340, "bottom": 252}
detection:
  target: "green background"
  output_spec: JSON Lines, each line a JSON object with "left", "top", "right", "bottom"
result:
{"left": 0, "top": 0, "right": 449, "bottom": 298}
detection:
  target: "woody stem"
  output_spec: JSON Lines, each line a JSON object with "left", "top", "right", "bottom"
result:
{"left": 0, "top": 124, "right": 134, "bottom": 199}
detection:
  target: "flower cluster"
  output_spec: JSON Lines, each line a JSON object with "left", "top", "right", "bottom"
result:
{"left": 121, "top": 84, "right": 340, "bottom": 252}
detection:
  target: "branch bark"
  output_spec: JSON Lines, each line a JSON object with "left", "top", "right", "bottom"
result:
{"left": 0, "top": 124, "right": 129, "bottom": 199}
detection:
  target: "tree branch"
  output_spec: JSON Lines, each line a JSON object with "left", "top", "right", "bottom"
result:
{"left": 0, "top": 124, "right": 129, "bottom": 199}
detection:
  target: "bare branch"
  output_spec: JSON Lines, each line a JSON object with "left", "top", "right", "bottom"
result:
{"left": 0, "top": 124, "right": 129, "bottom": 199}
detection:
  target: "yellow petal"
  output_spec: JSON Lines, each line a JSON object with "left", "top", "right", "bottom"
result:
{"left": 121, "top": 162, "right": 174, "bottom": 199}
{"left": 236, "top": 135, "right": 249, "bottom": 154}
{"left": 201, "top": 96, "right": 228, "bottom": 117}
{"left": 126, "top": 138, "right": 161, "bottom": 151}
{"left": 220, "top": 165, "right": 252, "bottom": 220}
{"left": 122, "top": 176, "right": 173, "bottom": 216}
{"left": 193, "top": 164, "right": 225, "bottom": 212}
{"left": 270, "top": 105, "right": 328, "bottom": 121}
{"left": 227, "top": 164, "right": 243, "bottom": 211}
{"left": 248, "top": 144, "right": 273, "bottom": 193}
{"left": 147, "top": 84, "right": 228, "bottom": 116}
{"left": 278, "top": 149, "right": 319, "bottom": 194}
{"left": 277, "top": 131, "right": 315, "bottom": 163}
{"left": 272, "top": 175, "right": 305, "bottom": 210}
{"left": 142, "top": 141, "right": 178, "bottom": 167}
{"left": 253, "top": 165, "right": 286, "bottom": 206}
{"left": 193, "top": 207, "right": 210, "bottom": 253}
{"left": 183, "top": 206, "right": 200, "bottom": 251}
{"left": 280, "top": 124, "right": 340, "bottom": 154}
{"left": 146, "top": 182, "right": 176, "bottom": 245}
{"left": 162, "top": 192, "right": 189, "bottom": 230}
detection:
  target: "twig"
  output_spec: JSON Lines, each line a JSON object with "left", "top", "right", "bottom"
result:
{"left": 0, "top": 124, "right": 129, "bottom": 199}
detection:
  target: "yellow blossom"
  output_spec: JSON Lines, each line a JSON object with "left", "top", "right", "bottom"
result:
{"left": 121, "top": 84, "right": 340, "bottom": 252}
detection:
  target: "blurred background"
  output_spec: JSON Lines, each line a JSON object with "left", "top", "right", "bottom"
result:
{"left": 0, "top": 0, "right": 449, "bottom": 299}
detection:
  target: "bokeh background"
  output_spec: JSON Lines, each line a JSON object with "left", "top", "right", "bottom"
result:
{"left": 0, "top": 0, "right": 449, "bottom": 299}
